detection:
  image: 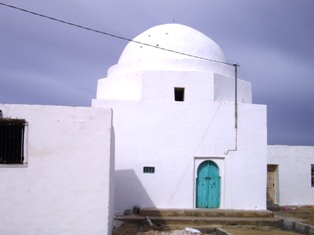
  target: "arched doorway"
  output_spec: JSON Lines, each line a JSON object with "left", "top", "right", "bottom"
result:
{"left": 196, "top": 160, "right": 220, "bottom": 208}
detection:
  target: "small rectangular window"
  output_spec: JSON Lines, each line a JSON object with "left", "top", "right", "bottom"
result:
{"left": 311, "top": 164, "right": 314, "bottom": 187}
{"left": 174, "top": 87, "right": 185, "bottom": 102}
{"left": 143, "top": 166, "right": 155, "bottom": 174}
{"left": 0, "top": 119, "right": 26, "bottom": 164}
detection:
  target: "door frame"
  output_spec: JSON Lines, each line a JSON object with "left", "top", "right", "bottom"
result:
{"left": 194, "top": 157, "right": 225, "bottom": 209}
{"left": 267, "top": 164, "right": 278, "bottom": 205}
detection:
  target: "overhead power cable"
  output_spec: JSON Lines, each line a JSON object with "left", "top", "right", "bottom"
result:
{"left": 0, "top": 2, "right": 235, "bottom": 66}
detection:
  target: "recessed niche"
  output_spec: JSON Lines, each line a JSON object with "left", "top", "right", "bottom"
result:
{"left": 174, "top": 87, "right": 185, "bottom": 102}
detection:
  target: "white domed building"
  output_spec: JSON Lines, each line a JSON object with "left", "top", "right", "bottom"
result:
{"left": 92, "top": 23, "right": 267, "bottom": 212}
{"left": 2, "top": 23, "right": 314, "bottom": 234}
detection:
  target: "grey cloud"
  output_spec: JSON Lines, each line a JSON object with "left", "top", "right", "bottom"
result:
{"left": 0, "top": 0, "right": 313, "bottom": 145}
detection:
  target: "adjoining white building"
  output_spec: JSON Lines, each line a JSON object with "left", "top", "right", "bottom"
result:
{"left": 0, "top": 105, "right": 114, "bottom": 235}
{"left": 267, "top": 145, "right": 314, "bottom": 207}
{"left": 92, "top": 23, "right": 268, "bottom": 212}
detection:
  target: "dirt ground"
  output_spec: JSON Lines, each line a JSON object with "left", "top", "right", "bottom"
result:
{"left": 220, "top": 205, "right": 314, "bottom": 235}
{"left": 275, "top": 205, "right": 314, "bottom": 226}
{"left": 223, "top": 226, "right": 300, "bottom": 235}
{"left": 112, "top": 224, "right": 301, "bottom": 235}
{"left": 112, "top": 205, "right": 314, "bottom": 235}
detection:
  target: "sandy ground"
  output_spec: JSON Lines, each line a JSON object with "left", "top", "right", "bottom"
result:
{"left": 224, "top": 226, "right": 300, "bottom": 235}
{"left": 112, "top": 224, "right": 301, "bottom": 235}
{"left": 112, "top": 205, "right": 314, "bottom": 235}
{"left": 275, "top": 205, "right": 314, "bottom": 226}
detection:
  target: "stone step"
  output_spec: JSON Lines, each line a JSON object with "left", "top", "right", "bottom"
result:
{"left": 115, "top": 214, "right": 281, "bottom": 227}
{"left": 137, "top": 208, "right": 274, "bottom": 218}
{"left": 267, "top": 204, "right": 281, "bottom": 211}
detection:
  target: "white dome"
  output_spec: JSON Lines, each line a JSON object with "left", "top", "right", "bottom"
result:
{"left": 118, "top": 24, "right": 226, "bottom": 64}
{"left": 95, "top": 24, "right": 251, "bottom": 103}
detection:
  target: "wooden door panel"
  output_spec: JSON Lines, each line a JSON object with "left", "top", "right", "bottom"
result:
{"left": 196, "top": 161, "right": 220, "bottom": 208}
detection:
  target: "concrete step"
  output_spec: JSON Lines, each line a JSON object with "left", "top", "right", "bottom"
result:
{"left": 115, "top": 214, "right": 281, "bottom": 227}
{"left": 137, "top": 208, "right": 274, "bottom": 218}
{"left": 114, "top": 208, "right": 280, "bottom": 227}
{"left": 267, "top": 204, "right": 281, "bottom": 211}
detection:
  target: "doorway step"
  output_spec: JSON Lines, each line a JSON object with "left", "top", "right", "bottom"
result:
{"left": 267, "top": 203, "right": 281, "bottom": 211}
{"left": 114, "top": 208, "right": 281, "bottom": 227}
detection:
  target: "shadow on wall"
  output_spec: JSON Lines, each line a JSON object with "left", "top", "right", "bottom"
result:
{"left": 115, "top": 169, "right": 155, "bottom": 213}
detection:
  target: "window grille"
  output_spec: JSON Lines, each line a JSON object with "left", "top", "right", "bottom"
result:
{"left": 143, "top": 166, "right": 155, "bottom": 174}
{"left": 0, "top": 119, "right": 26, "bottom": 164}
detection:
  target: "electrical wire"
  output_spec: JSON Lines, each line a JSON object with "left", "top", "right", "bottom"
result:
{"left": 0, "top": 2, "right": 236, "bottom": 66}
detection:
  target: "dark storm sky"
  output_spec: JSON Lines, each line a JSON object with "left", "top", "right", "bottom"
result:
{"left": 0, "top": 0, "right": 313, "bottom": 145}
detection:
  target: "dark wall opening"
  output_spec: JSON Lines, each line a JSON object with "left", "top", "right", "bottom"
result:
{"left": 174, "top": 87, "right": 185, "bottom": 102}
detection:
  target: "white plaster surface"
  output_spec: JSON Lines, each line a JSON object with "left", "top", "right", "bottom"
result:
{"left": 214, "top": 74, "right": 252, "bottom": 103}
{"left": 97, "top": 71, "right": 251, "bottom": 103}
{"left": 0, "top": 104, "right": 114, "bottom": 235}
{"left": 268, "top": 145, "right": 314, "bottom": 206}
{"left": 93, "top": 100, "right": 267, "bottom": 212}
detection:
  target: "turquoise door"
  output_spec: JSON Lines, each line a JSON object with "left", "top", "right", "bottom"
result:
{"left": 196, "top": 161, "right": 220, "bottom": 208}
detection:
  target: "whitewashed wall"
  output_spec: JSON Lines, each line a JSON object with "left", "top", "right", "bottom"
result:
{"left": 268, "top": 145, "right": 314, "bottom": 206}
{"left": 93, "top": 99, "right": 267, "bottom": 212}
{"left": 0, "top": 104, "right": 114, "bottom": 235}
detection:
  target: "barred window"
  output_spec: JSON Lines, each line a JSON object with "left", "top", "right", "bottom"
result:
{"left": 0, "top": 119, "right": 26, "bottom": 164}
